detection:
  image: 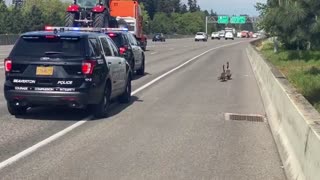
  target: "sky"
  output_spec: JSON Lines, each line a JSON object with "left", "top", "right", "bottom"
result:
{"left": 5, "top": 0, "right": 266, "bottom": 16}
{"left": 182, "top": 0, "right": 266, "bottom": 16}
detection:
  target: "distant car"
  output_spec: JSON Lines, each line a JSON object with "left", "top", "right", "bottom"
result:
{"left": 241, "top": 31, "right": 249, "bottom": 38}
{"left": 219, "top": 32, "right": 225, "bottom": 38}
{"left": 195, "top": 32, "right": 208, "bottom": 41}
{"left": 152, "top": 33, "right": 165, "bottom": 42}
{"left": 237, "top": 32, "right": 241, "bottom": 38}
{"left": 225, "top": 32, "right": 234, "bottom": 40}
{"left": 249, "top": 32, "right": 254, "bottom": 38}
{"left": 211, "top": 32, "right": 220, "bottom": 40}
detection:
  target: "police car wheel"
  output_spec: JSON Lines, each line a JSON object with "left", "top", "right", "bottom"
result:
{"left": 119, "top": 76, "right": 132, "bottom": 103}
{"left": 136, "top": 55, "right": 145, "bottom": 75}
{"left": 92, "top": 85, "right": 111, "bottom": 118}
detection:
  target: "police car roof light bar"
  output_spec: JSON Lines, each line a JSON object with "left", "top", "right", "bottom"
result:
{"left": 44, "top": 26, "right": 128, "bottom": 33}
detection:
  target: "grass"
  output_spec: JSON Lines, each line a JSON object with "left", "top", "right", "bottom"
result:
{"left": 257, "top": 40, "right": 320, "bottom": 112}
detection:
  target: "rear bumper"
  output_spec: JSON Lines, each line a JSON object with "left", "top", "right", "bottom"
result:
{"left": 195, "top": 38, "right": 207, "bottom": 40}
{"left": 5, "top": 90, "right": 91, "bottom": 108}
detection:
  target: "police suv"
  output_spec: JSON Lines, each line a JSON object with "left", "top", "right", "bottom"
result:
{"left": 4, "top": 26, "right": 132, "bottom": 118}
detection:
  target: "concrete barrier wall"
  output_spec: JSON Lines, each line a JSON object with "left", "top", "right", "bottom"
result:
{"left": 246, "top": 43, "right": 320, "bottom": 180}
{"left": 0, "top": 34, "right": 20, "bottom": 45}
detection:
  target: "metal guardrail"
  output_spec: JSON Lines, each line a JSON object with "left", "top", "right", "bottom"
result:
{"left": 0, "top": 34, "right": 20, "bottom": 45}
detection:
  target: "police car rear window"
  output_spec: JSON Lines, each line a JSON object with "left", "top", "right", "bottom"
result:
{"left": 107, "top": 33, "right": 123, "bottom": 47}
{"left": 11, "top": 36, "right": 85, "bottom": 58}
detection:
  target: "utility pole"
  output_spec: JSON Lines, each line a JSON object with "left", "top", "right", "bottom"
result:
{"left": 205, "top": 16, "right": 208, "bottom": 34}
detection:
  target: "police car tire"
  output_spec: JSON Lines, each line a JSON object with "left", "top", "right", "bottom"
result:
{"left": 65, "top": 13, "right": 75, "bottom": 27}
{"left": 129, "top": 57, "right": 135, "bottom": 75}
{"left": 7, "top": 103, "right": 27, "bottom": 116}
{"left": 136, "top": 55, "right": 145, "bottom": 75}
{"left": 92, "top": 85, "right": 111, "bottom": 118}
{"left": 119, "top": 76, "right": 132, "bottom": 103}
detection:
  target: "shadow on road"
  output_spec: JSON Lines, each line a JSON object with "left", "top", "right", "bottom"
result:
{"left": 92, "top": 96, "right": 142, "bottom": 120}
{"left": 14, "top": 96, "right": 142, "bottom": 121}
{"left": 133, "top": 72, "right": 151, "bottom": 80}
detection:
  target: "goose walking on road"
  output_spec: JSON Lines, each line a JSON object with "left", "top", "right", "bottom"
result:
{"left": 219, "top": 64, "right": 227, "bottom": 81}
{"left": 226, "top": 62, "right": 232, "bottom": 80}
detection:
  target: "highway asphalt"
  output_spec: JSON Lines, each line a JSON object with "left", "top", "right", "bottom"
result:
{"left": 0, "top": 38, "right": 286, "bottom": 179}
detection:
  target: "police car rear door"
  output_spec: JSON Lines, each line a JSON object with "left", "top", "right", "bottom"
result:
{"left": 107, "top": 38, "right": 126, "bottom": 90}
{"left": 99, "top": 36, "right": 122, "bottom": 93}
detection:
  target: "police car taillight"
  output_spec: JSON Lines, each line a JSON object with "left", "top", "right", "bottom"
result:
{"left": 119, "top": 47, "right": 126, "bottom": 55}
{"left": 4, "top": 58, "right": 12, "bottom": 72}
{"left": 82, "top": 60, "right": 96, "bottom": 75}
{"left": 108, "top": 33, "right": 116, "bottom": 37}
{"left": 45, "top": 35, "right": 57, "bottom": 39}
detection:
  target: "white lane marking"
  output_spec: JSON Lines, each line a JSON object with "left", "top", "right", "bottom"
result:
{"left": 150, "top": 52, "right": 157, "bottom": 55}
{"left": 0, "top": 66, "right": 4, "bottom": 69}
{"left": 0, "top": 40, "right": 245, "bottom": 170}
{"left": 0, "top": 116, "right": 92, "bottom": 170}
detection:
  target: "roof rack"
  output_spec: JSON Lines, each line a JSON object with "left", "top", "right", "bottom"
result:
{"left": 44, "top": 26, "right": 128, "bottom": 33}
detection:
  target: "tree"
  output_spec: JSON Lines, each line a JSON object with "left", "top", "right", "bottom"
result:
{"left": 210, "top": 9, "right": 217, "bottom": 16}
{"left": 23, "top": 5, "right": 45, "bottom": 32}
{"left": 0, "top": 0, "right": 8, "bottom": 34}
{"left": 140, "top": 3, "right": 151, "bottom": 34}
{"left": 181, "top": 4, "right": 188, "bottom": 14}
{"left": 150, "top": 13, "right": 173, "bottom": 34}
{"left": 196, "top": 5, "right": 201, "bottom": 11}
{"left": 188, "top": 0, "right": 197, "bottom": 12}
{"left": 256, "top": 0, "right": 320, "bottom": 50}
{"left": 5, "top": 8, "right": 25, "bottom": 33}
{"left": 140, "top": 0, "right": 157, "bottom": 19}
{"left": 203, "top": 10, "right": 209, "bottom": 16}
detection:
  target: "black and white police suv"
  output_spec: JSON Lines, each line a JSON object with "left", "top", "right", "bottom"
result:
{"left": 106, "top": 28, "right": 145, "bottom": 77}
{"left": 4, "top": 26, "right": 132, "bottom": 118}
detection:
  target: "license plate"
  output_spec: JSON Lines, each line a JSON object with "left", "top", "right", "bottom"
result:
{"left": 36, "top": 66, "right": 54, "bottom": 76}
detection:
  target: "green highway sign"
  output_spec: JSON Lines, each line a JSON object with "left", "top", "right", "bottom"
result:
{"left": 230, "top": 16, "right": 246, "bottom": 24}
{"left": 218, "top": 16, "right": 229, "bottom": 24}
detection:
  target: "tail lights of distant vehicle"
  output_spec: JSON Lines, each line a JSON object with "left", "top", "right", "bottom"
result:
{"left": 82, "top": 60, "right": 96, "bottom": 75}
{"left": 108, "top": 33, "right": 116, "bottom": 37}
{"left": 4, "top": 58, "right": 12, "bottom": 72}
{"left": 119, "top": 45, "right": 128, "bottom": 55}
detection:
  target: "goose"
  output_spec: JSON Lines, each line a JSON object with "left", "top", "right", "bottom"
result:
{"left": 226, "top": 62, "right": 232, "bottom": 79}
{"left": 219, "top": 64, "right": 227, "bottom": 81}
